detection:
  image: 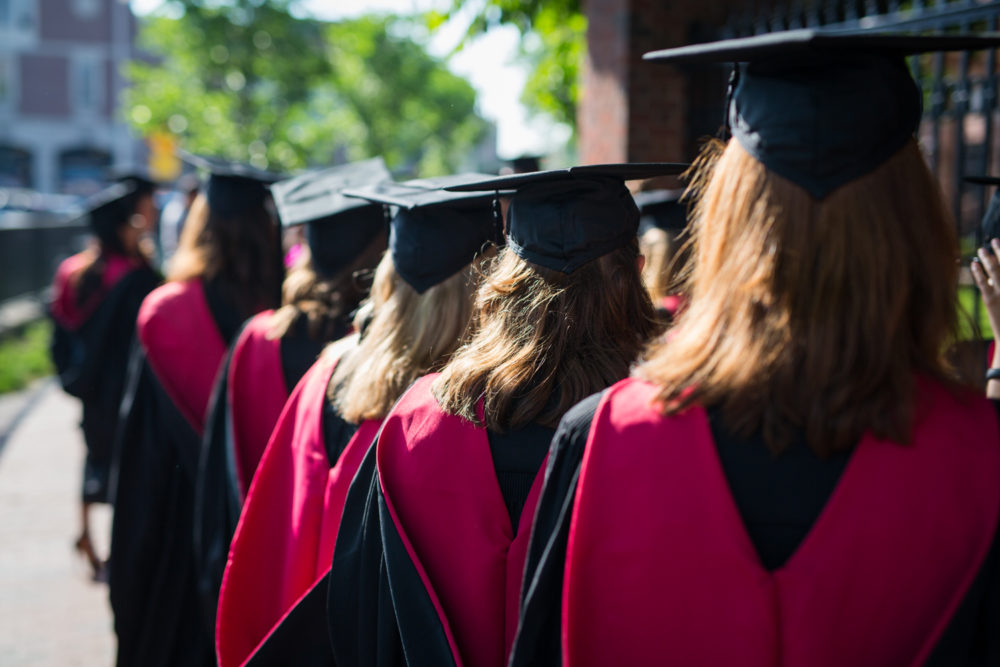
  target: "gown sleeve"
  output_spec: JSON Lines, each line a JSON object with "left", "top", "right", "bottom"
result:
{"left": 108, "top": 340, "right": 215, "bottom": 666}
{"left": 193, "top": 338, "right": 244, "bottom": 634}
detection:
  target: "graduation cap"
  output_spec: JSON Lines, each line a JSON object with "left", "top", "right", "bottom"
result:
{"left": 445, "top": 163, "right": 688, "bottom": 274}
{"left": 83, "top": 181, "right": 137, "bottom": 244}
{"left": 179, "top": 150, "right": 283, "bottom": 218}
{"left": 107, "top": 166, "right": 158, "bottom": 197}
{"left": 270, "top": 158, "right": 392, "bottom": 277}
{"left": 966, "top": 175, "right": 1000, "bottom": 243}
{"left": 344, "top": 174, "right": 501, "bottom": 293}
{"left": 633, "top": 189, "right": 687, "bottom": 235}
{"left": 644, "top": 30, "right": 1000, "bottom": 200}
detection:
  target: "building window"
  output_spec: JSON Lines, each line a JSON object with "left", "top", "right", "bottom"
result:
{"left": 0, "top": 57, "right": 12, "bottom": 109}
{"left": 0, "top": 146, "right": 32, "bottom": 188}
{"left": 72, "top": 0, "right": 99, "bottom": 19}
{"left": 59, "top": 147, "right": 110, "bottom": 196}
{"left": 0, "top": 0, "right": 37, "bottom": 45}
{"left": 72, "top": 55, "right": 104, "bottom": 115}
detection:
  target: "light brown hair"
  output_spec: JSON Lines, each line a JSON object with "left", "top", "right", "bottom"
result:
{"left": 434, "top": 240, "right": 659, "bottom": 432}
{"left": 267, "top": 229, "right": 387, "bottom": 343}
{"left": 167, "top": 193, "right": 281, "bottom": 320}
{"left": 330, "top": 251, "right": 484, "bottom": 423}
{"left": 639, "top": 138, "right": 960, "bottom": 456}
{"left": 640, "top": 226, "right": 690, "bottom": 303}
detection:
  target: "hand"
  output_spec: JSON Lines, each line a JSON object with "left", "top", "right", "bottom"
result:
{"left": 971, "top": 238, "right": 1000, "bottom": 378}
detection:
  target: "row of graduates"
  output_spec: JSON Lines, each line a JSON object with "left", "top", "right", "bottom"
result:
{"left": 52, "top": 28, "right": 1000, "bottom": 667}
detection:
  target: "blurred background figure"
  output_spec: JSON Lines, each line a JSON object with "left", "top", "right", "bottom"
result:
{"left": 48, "top": 179, "right": 160, "bottom": 580}
{"left": 634, "top": 188, "right": 690, "bottom": 325}
{"left": 108, "top": 153, "right": 283, "bottom": 667}
{"left": 193, "top": 157, "right": 392, "bottom": 633}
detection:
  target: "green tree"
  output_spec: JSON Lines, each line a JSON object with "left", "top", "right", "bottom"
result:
{"left": 429, "top": 0, "right": 585, "bottom": 129}
{"left": 125, "top": 1, "right": 489, "bottom": 175}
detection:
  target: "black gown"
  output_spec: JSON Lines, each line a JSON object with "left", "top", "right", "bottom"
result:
{"left": 326, "top": 420, "right": 552, "bottom": 667}
{"left": 50, "top": 264, "right": 159, "bottom": 503}
{"left": 510, "top": 392, "right": 1000, "bottom": 667}
{"left": 193, "top": 313, "right": 341, "bottom": 635}
{"left": 107, "top": 280, "right": 243, "bottom": 667}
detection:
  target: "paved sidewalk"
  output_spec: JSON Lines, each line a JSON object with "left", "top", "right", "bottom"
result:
{"left": 0, "top": 382, "right": 115, "bottom": 666}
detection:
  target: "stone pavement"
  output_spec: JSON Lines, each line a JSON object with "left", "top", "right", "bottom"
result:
{"left": 0, "top": 380, "right": 115, "bottom": 666}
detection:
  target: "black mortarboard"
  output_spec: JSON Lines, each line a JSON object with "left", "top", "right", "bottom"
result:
{"left": 634, "top": 189, "right": 687, "bottom": 234}
{"left": 344, "top": 174, "right": 500, "bottom": 293}
{"left": 179, "top": 150, "right": 282, "bottom": 218}
{"left": 966, "top": 176, "right": 1000, "bottom": 243}
{"left": 83, "top": 181, "right": 136, "bottom": 244}
{"left": 107, "top": 166, "right": 157, "bottom": 197}
{"left": 270, "top": 158, "right": 391, "bottom": 277}
{"left": 445, "top": 163, "right": 688, "bottom": 274}
{"left": 644, "top": 30, "right": 1000, "bottom": 200}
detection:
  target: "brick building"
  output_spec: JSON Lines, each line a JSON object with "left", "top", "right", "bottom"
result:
{"left": 0, "top": 0, "right": 142, "bottom": 195}
{"left": 579, "top": 0, "right": 743, "bottom": 166}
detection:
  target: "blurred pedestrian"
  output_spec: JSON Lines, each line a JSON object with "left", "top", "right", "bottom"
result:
{"left": 193, "top": 158, "right": 391, "bottom": 631}
{"left": 108, "top": 153, "right": 283, "bottom": 667}
{"left": 49, "top": 180, "right": 160, "bottom": 580}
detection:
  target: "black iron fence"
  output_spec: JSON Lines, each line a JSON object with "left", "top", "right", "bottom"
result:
{"left": 0, "top": 209, "right": 89, "bottom": 305}
{"left": 712, "top": 0, "right": 1000, "bottom": 345}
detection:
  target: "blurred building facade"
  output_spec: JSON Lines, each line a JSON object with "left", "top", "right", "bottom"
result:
{"left": 0, "top": 0, "right": 142, "bottom": 195}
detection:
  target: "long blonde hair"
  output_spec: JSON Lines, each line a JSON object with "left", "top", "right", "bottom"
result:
{"left": 639, "top": 138, "right": 960, "bottom": 456}
{"left": 434, "top": 240, "right": 659, "bottom": 432}
{"left": 330, "top": 251, "right": 484, "bottom": 423}
{"left": 168, "top": 193, "right": 281, "bottom": 319}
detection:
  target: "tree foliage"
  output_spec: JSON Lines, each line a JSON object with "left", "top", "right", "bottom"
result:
{"left": 125, "top": 1, "right": 489, "bottom": 175}
{"left": 429, "top": 0, "right": 585, "bottom": 129}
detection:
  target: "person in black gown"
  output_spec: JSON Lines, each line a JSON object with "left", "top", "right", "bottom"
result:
{"left": 193, "top": 158, "right": 391, "bottom": 630}
{"left": 326, "top": 163, "right": 683, "bottom": 667}
{"left": 107, "top": 153, "right": 284, "bottom": 667}
{"left": 511, "top": 31, "right": 1000, "bottom": 666}
{"left": 49, "top": 179, "right": 160, "bottom": 579}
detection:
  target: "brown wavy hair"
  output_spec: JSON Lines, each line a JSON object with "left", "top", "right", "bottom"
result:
{"left": 167, "top": 193, "right": 281, "bottom": 320}
{"left": 330, "top": 250, "right": 485, "bottom": 423}
{"left": 434, "top": 240, "right": 659, "bottom": 432}
{"left": 267, "top": 230, "right": 387, "bottom": 342}
{"left": 639, "top": 138, "right": 960, "bottom": 457}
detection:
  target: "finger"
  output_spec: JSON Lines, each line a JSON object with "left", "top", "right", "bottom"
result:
{"left": 977, "top": 246, "right": 1000, "bottom": 286}
{"left": 972, "top": 259, "right": 990, "bottom": 292}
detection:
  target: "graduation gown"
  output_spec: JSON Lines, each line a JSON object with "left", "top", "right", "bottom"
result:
{"left": 216, "top": 336, "right": 378, "bottom": 667}
{"left": 108, "top": 278, "right": 244, "bottom": 667}
{"left": 49, "top": 253, "right": 159, "bottom": 503}
{"left": 327, "top": 374, "right": 551, "bottom": 667}
{"left": 193, "top": 310, "right": 334, "bottom": 634}
{"left": 511, "top": 377, "right": 1000, "bottom": 666}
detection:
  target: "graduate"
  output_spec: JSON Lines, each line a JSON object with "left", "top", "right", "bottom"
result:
{"left": 49, "top": 180, "right": 160, "bottom": 579}
{"left": 327, "top": 163, "right": 684, "bottom": 667}
{"left": 215, "top": 174, "right": 499, "bottom": 667}
{"left": 633, "top": 188, "right": 689, "bottom": 324}
{"left": 108, "top": 153, "right": 283, "bottom": 667}
{"left": 193, "top": 158, "right": 391, "bottom": 625}
{"left": 512, "top": 31, "right": 1000, "bottom": 666}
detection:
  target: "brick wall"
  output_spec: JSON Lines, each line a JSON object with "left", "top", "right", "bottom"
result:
{"left": 581, "top": 0, "right": 746, "bottom": 166}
